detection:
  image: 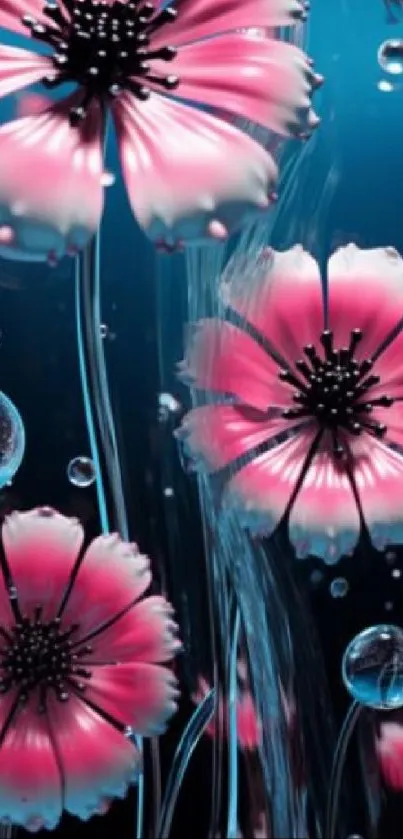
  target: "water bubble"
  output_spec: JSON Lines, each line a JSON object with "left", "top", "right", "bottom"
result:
{"left": 392, "top": 568, "right": 402, "bottom": 579}
{"left": 310, "top": 569, "right": 324, "bottom": 588}
{"left": 342, "top": 625, "right": 403, "bottom": 709}
{"left": 163, "top": 487, "right": 174, "bottom": 498}
{"left": 386, "top": 550, "right": 397, "bottom": 564}
{"left": 378, "top": 39, "right": 403, "bottom": 75}
{"left": 330, "top": 577, "right": 349, "bottom": 598}
{"left": 0, "top": 392, "right": 25, "bottom": 489}
{"left": 67, "top": 456, "right": 96, "bottom": 488}
{"left": 100, "top": 324, "right": 109, "bottom": 339}
{"left": 385, "top": 601, "right": 394, "bottom": 611}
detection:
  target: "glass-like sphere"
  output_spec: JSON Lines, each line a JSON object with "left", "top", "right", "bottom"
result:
{"left": 0, "top": 391, "right": 25, "bottom": 488}
{"left": 67, "top": 456, "right": 96, "bottom": 489}
{"left": 342, "top": 625, "right": 403, "bottom": 710}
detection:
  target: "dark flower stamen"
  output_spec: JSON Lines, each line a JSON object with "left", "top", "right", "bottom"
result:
{"left": 22, "top": 0, "right": 180, "bottom": 126}
{"left": 280, "top": 328, "right": 394, "bottom": 458}
{"left": 0, "top": 607, "right": 93, "bottom": 712}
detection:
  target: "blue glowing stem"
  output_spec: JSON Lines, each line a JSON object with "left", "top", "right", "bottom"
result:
{"left": 75, "top": 233, "right": 146, "bottom": 838}
{"left": 157, "top": 689, "right": 216, "bottom": 839}
{"left": 227, "top": 607, "right": 241, "bottom": 839}
{"left": 325, "top": 700, "right": 362, "bottom": 839}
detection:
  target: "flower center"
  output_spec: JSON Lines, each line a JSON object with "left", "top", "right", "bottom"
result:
{"left": 0, "top": 608, "right": 93, "bottom": 712}
{"left": 279, "top": 328, "right": 394, "bottom": 458}
{"left": 23, "top": 0, "right": 179, "bottom": 125}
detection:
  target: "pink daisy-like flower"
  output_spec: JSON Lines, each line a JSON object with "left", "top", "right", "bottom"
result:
{"left": 376, "top": 722, "right": 403, "bottom": 790}
{"left": 0, "top": 0, "right": 320, "bottom": 261}
{"left": 0, "top": 506, "right": 179, "bottom": 832}
{"left": 178, "top": 244, "right": 403, "bottom": 563}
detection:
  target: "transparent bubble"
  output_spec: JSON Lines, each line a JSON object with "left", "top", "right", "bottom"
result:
{"left": 386, "top": 550, "right": 397, "bottom": 565}
{"left": 0, "top": 392, "right": 25, "bottom": 489}
{"left": 385, "top": 601, "right": 394, "bottom": 612}
{"left": 67, "top": 456, "right": 96, "bottom": 488}
{"left": 100, "top": 324, "right": 109, "bottom": 339}
{"left": 378, "top": 40, "right": 403, "bottom": 75}
{"left": 330, "top": 577, "right": 349, "bottom": 598}
{"left": 392, "top": 568, "right": 402, "bottom": 579}
{"left": 342, "top": 625, "right": 403, "bottom": 709}
{"left": 310, "top": 569, "right": 324, "bottom": 588}
{"left": 163, "top": 487, "right": 174, "bottom": 498}
{"left": 378, "top": 79, "right": 394, "bottom": 92}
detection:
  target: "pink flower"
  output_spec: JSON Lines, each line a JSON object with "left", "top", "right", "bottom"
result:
{"left": 377, "top": 722, "right": 403, "bottom": 790}
{"left": 0, "top": 0, "right": 320, "bottom": 261}
{"left": 178, "top": 244, "right": 403, "bottom": 563}
{"left": 0, "top": 506, "right": 180, "bottom": 832}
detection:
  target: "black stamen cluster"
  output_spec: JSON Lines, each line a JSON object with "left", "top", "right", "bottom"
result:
{"left": 280, "top": 328, "right": 394, "bottom": 458}
{"left": 0, "top": 607, "right": 93, "bottom": 712}
{"left": 23, "top": 0, "right": 179, "bottom": 125}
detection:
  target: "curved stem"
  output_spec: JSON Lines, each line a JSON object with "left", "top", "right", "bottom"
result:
{"left": 75, "top": 234, "right": 148, "bottom": 838}
{"left": 227, "top": 606, "right": 241, "bottom": 839}
{"left": 325, "top": 701, "right": 363, "bottom": 839}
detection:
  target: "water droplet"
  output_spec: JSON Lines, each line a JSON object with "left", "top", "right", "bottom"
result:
{"left": 100, "top": 171, "right": 116, "bottom": 187}
{"left": 158, "top": 392, "right": 181, "bottom": 422}
{"left": 342, "top": 624, "right": 403, "bottom": 709}
{"left": 330, "top": 577, "right": 349, "bottom": 598}
{"left": 100, "top": 323, "right": 109, "bottom": 339}
{"left": 0, "top": 392, "right": 25, "bottom": 489}
{"left": 392, "top": 568, "right": 402, "bottom": 579}
{"left": 378, "top": 79, "right": 394, "bottom": 92}
{"left": 163, "top": 487, "right": 174, "bottom": 498}
{"left": 67, "top": 456, "right": 96, "bottom": 488}
{"left": 378, "top": 39, "right": 403, "bottom": 75}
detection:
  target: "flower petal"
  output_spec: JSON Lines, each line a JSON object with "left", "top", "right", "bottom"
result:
{"left": 177, "top": 404, "right": 302, "bottom": 472}
{"left": 62, "top": 535, "right": 152, "bottom": 638}
{"left": 48, "top": 694, "right": 140, "bottom": 820}
{"left": 89, "top": 595, "right": 181, "bottom": 664}
{"left": 178, "top": 319, "right": 287, "bottom": 409}
{"left": 0, "top": 698, "right": 62, "bottom": 832}
{"left": 288, "top": 434, "right": 360, "bottom": 562}
{"left": 377, "top": 723, "right": 403, "bottom": 791}
{"left": 0, "top": 0, "right": 58, "bottom": 36}
{"left": 152, "top": 0, "right": 304, "bottom": 49}
{"left": 162, "top": 34, "right": 312, "bottom": 137}
{"left": 372, "top": 400, "right": 403, "bottom": 449}
{"left": 327, "top": 245, "right": 403, "bottom": 363}
{"left": 0, "top": 100, "right": 104, "bottom": 262}
{"left": 221, "top": 246, "right": 324, "bottom": 368}
{"left": 85, "top": 662, "right": 178, "bottom": 735}
{"left": 349, "top": 435, "right": 403, "bottom": 551}
{"left": 224, "top": 427, "right": 317, "bottom": 536}
{"left": 2, "top": 508, "right": 84, "bottom": 621}
{"left": 0, "top": 47, "right": 51, "bottom": 101}
{"left": 113, "top": 92, "right": 277, "bottom": 247}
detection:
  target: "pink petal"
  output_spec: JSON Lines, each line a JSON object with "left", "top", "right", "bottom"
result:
{"left": 349, "top": 435, "right": 403, "bottom": 551}
{"left": 0, "top": 0, "right": 58, "bottom": 36}
{"left": 221, "top": 246, "right": 324, "bottom": 368}
{"left": 377, "top": 722, "right": 403, "bottom": 790}
{"left": 161, "top": 34, "right": 312, "bottom": 137}
{"left": 84, "top": 662, "right": 178, "bottom": 735}
{"left": 0, "top": 47, "right": 51, "bottom": 101}
{"left": 224, "top": 427, "right": 317, "bottom": 537}
{"left": 0, "top": 100, "right": 104, "bottom": 262}
{"left": 62, "top": 534, "right": 152, "bottom": 638}
{"left": 177, "top": 404, "right": 303, "bottom": 472}
{"left": 288, "top": 433, "right": 360, "bottom": 562}
{"left": 152, "top": 0, "right": 304, "bottom": 49}
{"left": 0, "top": 698, "right": 62, "bottom": 831}
{"left": 178, "top": 319, "right": 287, "bottom": 410}
{"left": 90, "top": 595, "right": 181, "bottom": 664}
{"left": 327, "top": 245, "right": 403, "bottom": 366}
{"left": 2, "top": 508, "right": 84, "bottom": 621}
{"left": 113, "top": 92, "right": 277, "bottom": 247}
{"left": 236, "top": 693, "right": 262, "bottom": 751}
{"left": 48, "top": 694, "right": 140, "bottom": 820}
{"left": 371, "top": 400, "right": 403, "bottom": 449}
